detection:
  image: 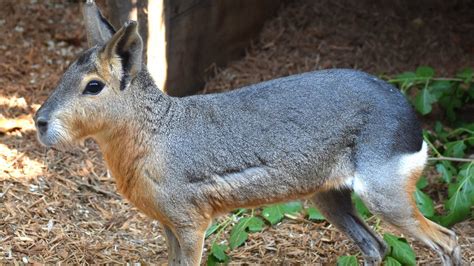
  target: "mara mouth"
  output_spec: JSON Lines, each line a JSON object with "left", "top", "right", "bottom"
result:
{"left": 36, "top": 119, "right": 76, "bottom": 149}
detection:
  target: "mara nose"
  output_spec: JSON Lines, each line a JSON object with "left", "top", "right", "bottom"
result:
{"left": 36, "top": 117, "right": 48, "bottom": 135}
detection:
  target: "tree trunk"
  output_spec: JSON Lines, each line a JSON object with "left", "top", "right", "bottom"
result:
{"left": 107, "top": 0, "right": 283, "bottom": 96}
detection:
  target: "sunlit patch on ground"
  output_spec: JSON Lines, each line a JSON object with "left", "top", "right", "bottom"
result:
{"left": 0, "top": 143, "right": 44, "bottom": 180}
{"left": 0, "top": 95, "right": 28, "bottom": 110}
{"left": 0, "top": 115, "right": 35, "bottom": 133}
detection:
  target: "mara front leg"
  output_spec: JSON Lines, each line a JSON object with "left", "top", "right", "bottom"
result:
{"left": 163, "top": 206, "right": 212, "bottom": 266}
{"left": 163, "top": 225, "right": 182, "bottom": 265}
{"left": 173, "top": 226, "right": 207, "bottom": 266}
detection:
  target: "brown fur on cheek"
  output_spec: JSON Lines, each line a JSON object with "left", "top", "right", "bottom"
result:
{"left": 59, "top": 104, "right": 106, "bottom": 142}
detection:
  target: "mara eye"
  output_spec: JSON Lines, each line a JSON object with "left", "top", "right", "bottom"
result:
{"left": 83, "top": 80, "right": 105, "bottom": 95}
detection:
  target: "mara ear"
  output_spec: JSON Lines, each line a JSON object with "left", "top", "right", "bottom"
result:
{"left": 83, "top": 0, "right": 116, "bottom": 47}
{"left": 101, "top": 20, "right": 143, "bottom": 90}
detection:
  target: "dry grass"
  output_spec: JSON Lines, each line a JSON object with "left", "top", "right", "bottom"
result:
{"left": 0, "top": 0, "right": 472, "bottom": 264}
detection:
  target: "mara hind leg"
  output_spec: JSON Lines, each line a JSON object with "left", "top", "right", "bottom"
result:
{"left": 353, "top": 144, "right": 461, "bottom": 265}
{"left": 311, "top": 188, "right": 388, "bottom": 265}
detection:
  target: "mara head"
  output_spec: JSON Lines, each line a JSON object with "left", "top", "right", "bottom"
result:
{"left": 35, "top": 0, "right": 143, "bottom": 148}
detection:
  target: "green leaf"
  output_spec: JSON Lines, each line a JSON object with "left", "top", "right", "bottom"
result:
{"left": 262, "top": 202, "right": 303, "bottom": 225}
{"left": 414, "top": 188, "right": 435, "bottom": 218}
{"left": 433, "top": 121, "right": 450, "bottom": 143}
{"left": 436, "top": 162, "right": 453, "bottom": 183}
{"left": 394, "top": 72, "right": 417, "bottom": 90}
{"left": 438, "top": 166, "right": 473, "bottom": 227}
{"left": 444, "top": 140, "right": 466, "bottom": 158}
{"left": 416, "top": 176, "right": 429, "bottom": 189}
{"left": 434, "top": 121, "right": 444, "bottom": 134}
{"left": 422, "top": 129, "right": 434, "bottom": 145}
{"left": 459, "top": 163, "right": 474, "bottom": 179}
{"left": 383, "top": 233, "right": 416, "bottom": 266}
{"left": 467, "top": 84, "right": 474, "bottom": 100}
{"left": 456, "top": 168, "right": 474, "bottom": 204}
{"left": 352, "top": 193, "right": 372, "bottom": 218}
{"left": 282, "top": 201, "right": 303, "bottom": 214}
{"left": 469, "top": 138, "right": 474, "bottom": 147}
{"left": 229, "top": 225, "right": 248, "bottom": 249}
{"left": 457, "top": 67, "right": 473, "bottom": 83}
{"left": 447, "top": 182, "right": 457, "bottom": 198}
{"left": 414, "top": 87, "right": 437, "bottom": 115}
{"left": 205, "top": 223, "right": 220, "bottom": 239}
{"left": 229, "top": 218, "right": 251, "bottom": 248}
{"left": 438, "top": 188, "right": 471, "bottom": 227}
{"left": 459, "top": 164, "right": 474, "bottom": 203}
{"left": 306, "top": 207, "right": 325, "bottom": 221}
{"left": 262, "top": 205, "right": 285, "bottom": 225}
{"left": 438, "top": 94, "right": 462, "bottom": 122}
{"left": 246, "top": 217, "right": 265, "bottom": 232}
{"left": 207, "top": 252, "right": 229, "bottom": 266}
{"left": 430, "top": 80, "right": 451, "bottom": 99}
{"left": 384, "top": 256, "right": 402, "bottom": 266}
{"left": 228, "top": 216, "right": 265, "bottom": 249}
{"left": 416, "top": 66, "right": 435, "bottom": 78}
{"left": 463, "top": 123, "right": 474, "bottom": 132}
{"left": 211, "top": 243, "right": 228, "bottom": 262}
{"left": 206, "top": 254, "right": 219, "bottom": 266}
{"left": 337, "top": 255, "right": 358, "bottom": 266}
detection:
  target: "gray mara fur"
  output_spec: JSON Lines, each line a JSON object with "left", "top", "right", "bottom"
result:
{"left": 34, "top": 1, "right": 462, "bottom": 265}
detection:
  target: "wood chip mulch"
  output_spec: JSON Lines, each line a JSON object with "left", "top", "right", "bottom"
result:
{"left": 1, "top": 0, "right": 472, "bottom": 264}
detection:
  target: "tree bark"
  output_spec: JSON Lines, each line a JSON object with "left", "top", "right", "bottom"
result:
{"left": 107, "top": 0, "right": 283, "bottom": 96}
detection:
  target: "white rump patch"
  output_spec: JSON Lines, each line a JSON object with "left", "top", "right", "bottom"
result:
{"left": 350, "top": 174, "right": 365, "bottom": 195}
{"left": 348, "top": 141, "right": 428, "bottom": 197}
{"left": 397, "top": 141, "right": 428, "bottom": 177}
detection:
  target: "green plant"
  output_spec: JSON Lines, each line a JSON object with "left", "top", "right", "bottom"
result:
{"left": 383, "top": 233, "right": 416, "bottom": 266}
{"left": 389, "top": 67, "right": 473, "bottom": 122}
{"left": 206, "top": 66, "right": 473, "bottom": 265}
{"left": 337, "top": 255, "right": 358, "bottom": 265}
{"left": 389, "top": 66, "right": 473, "bottom": 229}
{"left": 206, "top": 202, "right": 310, "bottom": 265}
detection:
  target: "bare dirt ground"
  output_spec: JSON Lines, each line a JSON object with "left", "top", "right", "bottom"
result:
{"left": 0, "top": 0, "right": 472, "bottom": 264}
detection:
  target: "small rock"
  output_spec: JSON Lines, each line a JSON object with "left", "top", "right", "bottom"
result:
{"left": 14, "top": 26, "right": 24, "bottom": 33}
{"left": 29, "top": 184, "right": 38, "bottom": 192}
{"left": 47, "top": 219, "right": 54, "bottom": 232}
